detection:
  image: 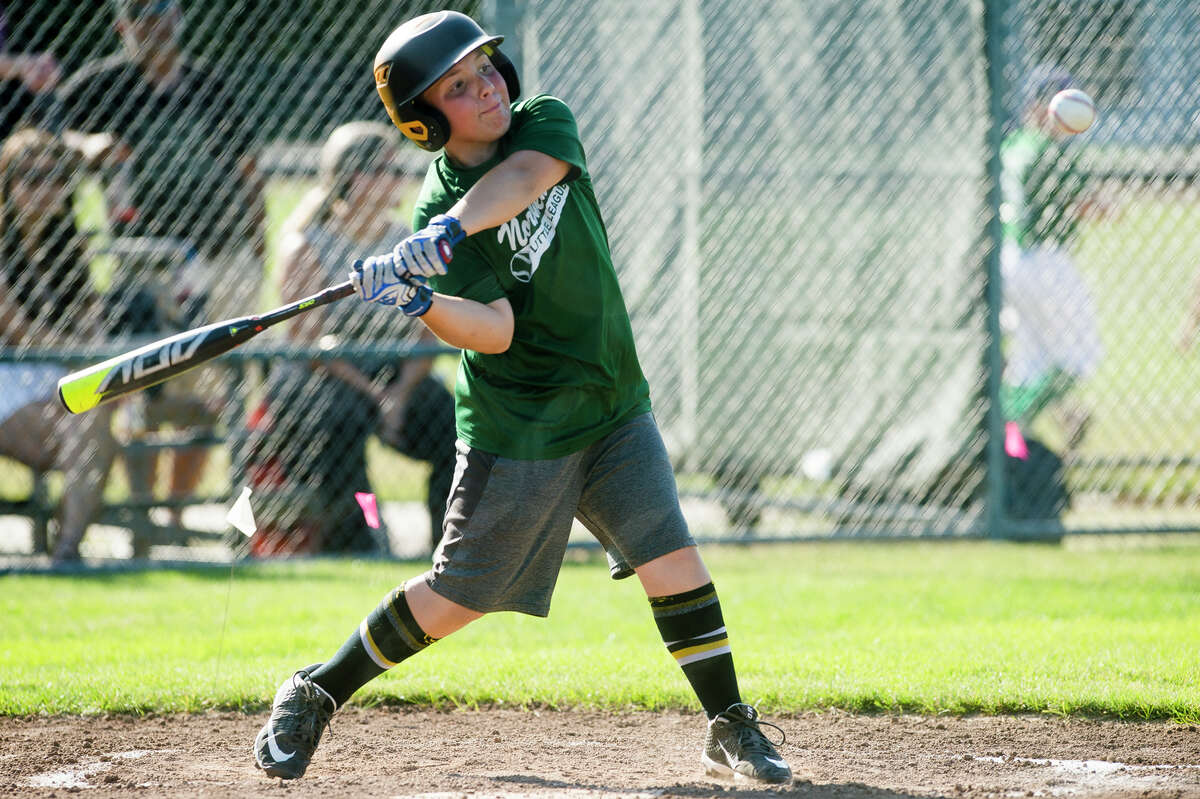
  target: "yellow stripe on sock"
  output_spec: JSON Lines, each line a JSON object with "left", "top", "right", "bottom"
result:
{"left": 671, "top": 637, "right": 730, "bottom": 662}
{"left": 359, "top": 619, "right": 398, "bottom": 669}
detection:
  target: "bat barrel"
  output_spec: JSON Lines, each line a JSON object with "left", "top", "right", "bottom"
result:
{"left": 56, "top": 279, "right": 356, "bottom": 414}
{"left": 57, "top": 320, "right": 257, "bottom": 414}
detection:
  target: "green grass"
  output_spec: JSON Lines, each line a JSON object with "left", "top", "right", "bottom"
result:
{"left": 2, "top": 541, "right": 1198, "bottom": 720}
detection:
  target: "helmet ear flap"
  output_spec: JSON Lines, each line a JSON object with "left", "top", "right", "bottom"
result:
{"left": 395, "top": 100, "right": 450, "bottom": 152}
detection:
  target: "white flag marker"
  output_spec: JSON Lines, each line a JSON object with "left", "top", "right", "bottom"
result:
{"left": 226, "top": 486, "right": 257, "bottom": 537}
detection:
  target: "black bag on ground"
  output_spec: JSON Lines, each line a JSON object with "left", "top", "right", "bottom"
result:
{"left": 1004, "top": 437, "right": 1069, "bottom": 522}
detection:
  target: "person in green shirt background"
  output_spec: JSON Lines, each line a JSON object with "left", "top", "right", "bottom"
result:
{"left": 999, "top": 64, "right": 1103, "bottom": 451}
{"left": 252, "top": 10, "right": 792, "bottom": 787}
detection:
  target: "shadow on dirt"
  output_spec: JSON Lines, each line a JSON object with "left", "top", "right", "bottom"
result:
{"left": 490, "top": 772, "right": 940, "bottom": 798}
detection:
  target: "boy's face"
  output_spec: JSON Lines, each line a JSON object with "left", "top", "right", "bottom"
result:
{"left": 422, "top": 48, "right": 512, "bottom": 151}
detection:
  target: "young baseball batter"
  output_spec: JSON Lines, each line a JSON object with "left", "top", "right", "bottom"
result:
{"left": 253, "top": 11, "right": 791, "bottom": 786}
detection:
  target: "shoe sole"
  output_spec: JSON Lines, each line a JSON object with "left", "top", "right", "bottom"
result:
{"left": 256, "top": 762, "right": 302, "bottom": 780}
{"left": 254, "top": 751, "right": 304, "bottom": 780}
{"left": 702, "top": 754, "right": 735, "bottom": 780}
{"left": 702, "top": 754, "right": 792, "bottom": 785}
{"left": 253, "top": 725, "right": 305, "bottom": 780}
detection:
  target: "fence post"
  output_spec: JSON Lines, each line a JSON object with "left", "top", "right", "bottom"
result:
{"left": 981, "top": 0, "right": 1010, "bottom": 540}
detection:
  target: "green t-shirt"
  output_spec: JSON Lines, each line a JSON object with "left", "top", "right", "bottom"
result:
{"left": 413, "top": 94, "right": 651, "bottom": 459}
{"left": 1000, "top": 126, "right": 1086, "bottom": 248}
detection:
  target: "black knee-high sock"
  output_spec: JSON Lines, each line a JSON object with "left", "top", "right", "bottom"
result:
{"left": 649, "top": 582, "right": 741, "bottom": 719}
{"left": 309, "top": 585, "right": 436, "bottom": 707}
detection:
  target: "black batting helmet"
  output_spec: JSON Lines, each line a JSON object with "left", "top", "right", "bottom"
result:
{"left": 373, "top": 11, "right": 520, "bottom": 152}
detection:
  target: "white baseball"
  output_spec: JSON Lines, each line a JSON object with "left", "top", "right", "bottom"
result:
{"left": 1049, "top": 89, "right": 1096, "bottom": 134}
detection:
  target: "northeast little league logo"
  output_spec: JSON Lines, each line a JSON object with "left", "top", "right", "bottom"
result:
{"left": 496, "top": 183, "right": 569, "bottom": 282}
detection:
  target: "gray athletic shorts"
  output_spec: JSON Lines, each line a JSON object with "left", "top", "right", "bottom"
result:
{"left": 423, "top": 412, "right": 695, "bottom": 616}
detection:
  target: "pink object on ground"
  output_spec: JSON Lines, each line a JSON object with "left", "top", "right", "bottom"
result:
{"left": 1005, "top": 421, "right": 1029, "bottom": 460}
{"left": 355, "top": 492, "right": 381, "bottom": 529}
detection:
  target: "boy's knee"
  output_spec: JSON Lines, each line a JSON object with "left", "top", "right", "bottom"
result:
{"left": 404, "top": 574, "right": 484, "bottom": 638}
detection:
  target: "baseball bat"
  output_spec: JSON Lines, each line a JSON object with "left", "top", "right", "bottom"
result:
{"left": 57, "top": 280, "right": 357, "bottom": 414}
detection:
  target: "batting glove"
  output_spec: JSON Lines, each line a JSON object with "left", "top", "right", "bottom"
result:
{"left": 350, "top": 257, "right": 433, "bottom": 317}
{"left": 392, "top": 214, "right": 465, "bottom": 277}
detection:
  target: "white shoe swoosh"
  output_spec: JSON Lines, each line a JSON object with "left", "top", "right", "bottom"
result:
{"left": 265, "top": 730, "right": 295, "bottom": 762}
{"left": 766, "top": 756, "right": 789, "bottom": 769}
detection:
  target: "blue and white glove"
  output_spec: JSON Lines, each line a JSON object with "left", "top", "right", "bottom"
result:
{"left": 392, "top": 214, "right": 465, "bottom": 277}
{"left": 350, "top": 256, "right": 433, "bottom": 317}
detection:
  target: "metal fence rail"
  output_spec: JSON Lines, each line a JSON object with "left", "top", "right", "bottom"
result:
{"left": 1, "top": 0, "right": 1197, "bottom": 564}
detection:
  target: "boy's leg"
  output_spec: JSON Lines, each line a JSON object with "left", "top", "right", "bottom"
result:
{"left": 638, "top": 544, "right": 787, "bottom": 782}
{"left": 309, "top": 577, "right": 479, "bottom": 704}
{"left": 637, "top": 547, "right": 790, "bottom": 783}
{"left": 577, "top": 415, "right": 742, "bottom": 718}
{"left": 309, "top": 577, "right": 479, "bottom": 706}
{"left": 254, "top": 575, "right": 479, "bottom": 780}
{"left": 577, "top": 414, "right": 791, "bottom": 784}
{"left": 636, "top": 547, "right": 741, "bottom": 717}
{"left": 255, "top": 437, "right": 579, "bottom": 780}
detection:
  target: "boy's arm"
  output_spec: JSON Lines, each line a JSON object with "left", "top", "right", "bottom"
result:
{"left": 412, "top": 152, "right": 564, "bottom": 351}
{"left": 391, "top": 150, "right": 570, "bottom": 278}
{"left": 356, "top": 150, "right": 565, "bottom": 352}
{"left": 447, "top": 150, "right": 571, "bottom": 235}
{"left": 350, "top": 256, "right": 514, "bottom": 353}
{"left": 420, "top": 295, "right": 514, "bottom": 355}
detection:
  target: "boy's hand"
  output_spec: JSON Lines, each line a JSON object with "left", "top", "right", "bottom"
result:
{"left": 392, "top": 214, "right": 465, "bottom": 277}
{"left": 350, "top": 257, "right": 433, "bottom": 317}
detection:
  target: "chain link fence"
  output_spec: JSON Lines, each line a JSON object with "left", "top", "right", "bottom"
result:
{"left": 0, "top": 0, "right": 1197, "bottom": 564}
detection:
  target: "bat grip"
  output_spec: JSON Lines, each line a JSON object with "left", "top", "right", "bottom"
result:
{"left": 324, "top": 280, "right": 357, "bottom": 301}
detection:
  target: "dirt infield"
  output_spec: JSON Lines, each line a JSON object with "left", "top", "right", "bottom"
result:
{"left": 2, "top": 709, "right": 1198, "bottom": 798}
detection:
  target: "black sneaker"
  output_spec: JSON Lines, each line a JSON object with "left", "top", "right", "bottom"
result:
{"left": 253, "top": 664, "right": 335, "bottom": 779}
{"left": 702, "top": 702, "right": 792, "bottom": 784}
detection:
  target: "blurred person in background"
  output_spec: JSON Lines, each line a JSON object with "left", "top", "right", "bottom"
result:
{"left": 0, "top": 127, "right": 116, "bottom": 561}
{"left": 52, "top": 0, "right": 266, "bottom": 523}
{"left": 999, "top": 64, "right": 1103, "bottom": 452}
{"left": 0, "top": 4, "right": 61, "bottom": 137}
{"left": 242, "top": 121, "right": 455, "bottom": 556}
